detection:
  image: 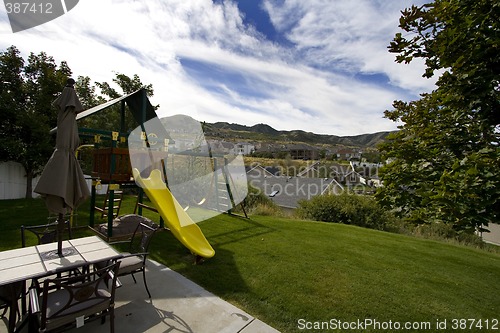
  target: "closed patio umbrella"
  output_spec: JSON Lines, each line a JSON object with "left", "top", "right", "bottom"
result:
{"left": 34, "top": 78, "right": 90, "bottom": 256}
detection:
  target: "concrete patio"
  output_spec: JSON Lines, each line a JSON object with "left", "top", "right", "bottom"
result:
{"left": 2, "top": 259, "right": 280, "bottom": 333}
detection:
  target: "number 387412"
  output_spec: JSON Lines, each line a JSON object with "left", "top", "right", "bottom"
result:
{"left": 5, "top": 2, "right": 53, "bottom": 14}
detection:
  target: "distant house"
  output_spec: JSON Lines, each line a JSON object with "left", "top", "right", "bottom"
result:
{"left": 350, "top": 161, "right": 382, "bottom": 188}
{"left": 208, "top": 140, "right": 257, "bottom": 156}
{"left": 234, "top": 142, "right": 255, "bottom": 155}
{"left": 208, "top": 140, "right": 235, "bottom": 155}
{"left": 252, "top": 143, "right": 276, "bottom": 157}
{"left": 252, "top": 143, "right": 319, "bottom": 160}
{"left": 329, "top": 163, "right": 363, "bottom": 188}
{"left": 336, "top": 149, "right": 362, "bottom": 161}
{"left": 284, "top": 143, "right": 319, "bottom": 160}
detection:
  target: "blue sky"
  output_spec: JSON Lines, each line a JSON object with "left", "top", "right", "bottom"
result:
{"left": 0, "top": 0, "right": 434, "bottom": 136}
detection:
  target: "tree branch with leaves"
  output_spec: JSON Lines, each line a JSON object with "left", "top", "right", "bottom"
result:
{"left": 377, "top": 0, "right": 499, "bottom": 232}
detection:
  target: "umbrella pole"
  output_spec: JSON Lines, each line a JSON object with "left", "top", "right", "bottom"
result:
{"left": 57, "top": 212, "right": 64, "bottom": 257}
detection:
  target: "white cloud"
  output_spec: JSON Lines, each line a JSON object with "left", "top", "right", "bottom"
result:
{"left": 263, "top": 0, "right": 435, "bottom": 93}
{"left": 0, "top": 0, "right": 435, "bottom": 136}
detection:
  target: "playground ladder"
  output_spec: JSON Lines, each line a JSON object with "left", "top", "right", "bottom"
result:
{"left": 215, "top": 174, "right": 231, "bottom": 212}
{"left": 211, "top": 157, "right": 247, "bottom": 217}
{"left": 95, "top": 187, "right": 124, "bottom": 219}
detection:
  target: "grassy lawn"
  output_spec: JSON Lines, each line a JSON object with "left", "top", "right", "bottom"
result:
{"left": 1, "top": 197, "right": 499, "bottom": 332}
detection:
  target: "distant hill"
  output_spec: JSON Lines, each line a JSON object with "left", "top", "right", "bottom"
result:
{"left": 203, "top": 121, "right": 392, "bottom": 148}
{"left": 208, "top": 122, "right": 280, "bottom": 135}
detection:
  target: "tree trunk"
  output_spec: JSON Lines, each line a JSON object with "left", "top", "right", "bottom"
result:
{"left": 25, "top": 168, "right": 33, "bottom": 199}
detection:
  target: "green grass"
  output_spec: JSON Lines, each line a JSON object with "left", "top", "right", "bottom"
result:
{"left": 1, "top": 197, "right": 500, "bottom": 332}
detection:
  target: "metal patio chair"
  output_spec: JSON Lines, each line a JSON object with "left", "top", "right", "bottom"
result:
{"left": 21, "top": 221, "right": 72, "bottom": 248}
{"left": 29, "top": 261, "right": 120, "bottom": 333}
{"left": 96, "top": 222, "right": 158, "bottom": 299}
{"left": 21, "top": 221, "right": 82, "bottom": 296}
{"left": 0, "top": 282, "right": 23, "bottom": 333}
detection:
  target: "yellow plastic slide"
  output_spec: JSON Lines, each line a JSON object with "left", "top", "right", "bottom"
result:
{"left": 132, "top": 168, "right": 215, "bottom": 259}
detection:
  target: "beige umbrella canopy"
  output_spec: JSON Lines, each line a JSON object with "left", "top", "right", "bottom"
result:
{"left": 34, "top": 78, "right": 90, "bottom": 256}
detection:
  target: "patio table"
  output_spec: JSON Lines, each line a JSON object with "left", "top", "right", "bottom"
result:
{"left": 0, "top": 236, "right": 122, "bottom": 332}
{"left": 0, "top": 236, "right": 122, "bottom": 287}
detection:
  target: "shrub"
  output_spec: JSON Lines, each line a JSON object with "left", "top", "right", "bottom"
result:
{"left": 410, "top": 222, "right": 486, "bottom": 247}
{"left": 296, "top": 192, "right": 392, "bottom": 230}
{"left": 379, "top": 217, "right": 495, "bottom": 250}
{"left": 236, "top": 183, "right": 282, "bottom": 216}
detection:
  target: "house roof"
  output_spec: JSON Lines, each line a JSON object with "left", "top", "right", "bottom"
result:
{"left": 336, "top": 149, "right": 360, "bottom": 154}
{"left": 296, "top": 161, "right": 320, "bottom": 177}
{"left": 246, "top": 165, "right": 276, "bottom": 177}
{"left": 220, "top": 141, "right": 235, "bottom": 149}
{"left": 329, "top": 163, "right": 356, "bottom": 176}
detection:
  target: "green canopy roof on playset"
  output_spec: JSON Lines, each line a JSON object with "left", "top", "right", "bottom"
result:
{"left": 50, "top": 88, "right": 158, "bottom": 134}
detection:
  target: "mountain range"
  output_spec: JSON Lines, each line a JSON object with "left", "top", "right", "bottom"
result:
{"left": 202, "top": 121, "right": 392, "bottom": 149}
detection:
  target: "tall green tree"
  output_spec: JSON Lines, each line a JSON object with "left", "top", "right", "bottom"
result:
{"left": 0, "top": 46, "right": 71, "bottom": 198}
{"left": 377, "top": 0, "right": 499, "bottom": 232}
{"left": 75, "top": 75, "right": 106, "bottom": 110}
{"left": 0, "top": 46, "right": 25, "bottom": 163}
{"left": 0, "top": 46, "right": 158, "bottom": 198}
{"left": 79, "top": 72, "right": 157, "bottom": 134}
